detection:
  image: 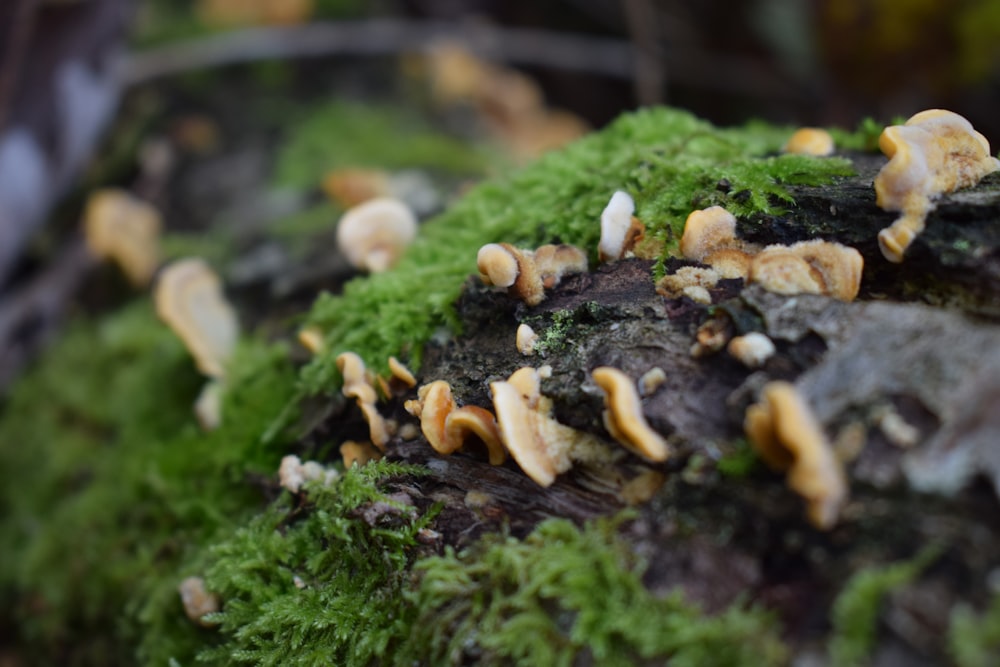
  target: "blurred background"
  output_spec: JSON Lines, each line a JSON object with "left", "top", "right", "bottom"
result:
{"left": 2, "top": 0, "right": 1000, "bottom": 388}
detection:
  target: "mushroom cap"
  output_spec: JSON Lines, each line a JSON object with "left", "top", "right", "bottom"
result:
{"left": 516, "top": 323, "right": 538, "bottom": 356}
{"left": 749, "top": 247, "right": 824, "bottom": 296}
{"left": 336, "top": 197, "right": 418, "bottom": 273}
{"left": 744, "top": 381, "right": 847, "bottom": 530}
{"left": 477, "top": 243, "right": 519, "bottom": 287}
{"left": 679, "top": 206, "right": 738, "bottom": 261}
{"left": 491, "top": 380, "right": 557, "bottom": 486}
{"left": 84, "top": 188, "right": 162, "bottom": 287}
{"left": 655, "top": 265, "right": 721, "bottom": 300}
{"left": 598, "top": 190, "right": 638, "bottom": 262}
{"left": 416, "top": 381, "right": 457, "bottom": 454}
{"left": 178, "top": 576, "right": 220, "bottom": 627}
{"left": 322, "top": 168, "right": 390, "bottom": 208}
{"left": 336, "top": 352, "right": 377, "bottom": 405}
{"left": 445, "top": 405, "right": 507, "bottom": 465}
{"left": 340, "top": 440, "right": 382, "bottom": 468}
{"left": 534, "top": 243, "right": 588, "bottom": 288}
{"left": 591, "top": 366, "right": 670, "bottom": 462}
{"left": 788, "top": 239, "right": 864, "bottom": 301}
{"left": 154, "top": 258, "right": 238, "bottom": 378}
{"left": 727, "top": 332, "right": 776, "bottom": 368}
{"left": 703, "top": 248, "right": 753, "bottom": 280}
{"left": 783, "top": 128, "right": 835, "bottom": 156}
{"left": 388, "top": 356, "right": 417, "bottom": 388}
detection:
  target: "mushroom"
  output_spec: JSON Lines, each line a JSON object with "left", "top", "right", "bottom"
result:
{"left": 84, "top": 188, "right": 162, "bottom": 287}
{"left": 748, "top": 247, "right": 823, "bottom": 296}
{"left": 322, "top": 168, "right": 391, "bottom": 208}
{"left": 748, "top": 240, "right": 863, "bottom": 301}
{"left": 534, "top": 244, "right": 588, "bottom": 288}
{"left": 744, "top": 381, "right": 847, "bottom": 530}
{"left": 154, "top": 258, "right": 239, "bottom": 379}
{"left": 340, "top": 440, "right": 383, "bottom": 468}
{"left": 279, "top": 454, "right": 338, "bottom": 493}
{"left": 477, "top": 242, "right": 587, "bottom": 306}
{"left": 491, "top": 367, "right": 612, "bottom": 486}
{"left": 679, "top": 206, "right": 739, "bottom": 261}
{"left": 405, "top": 380, "right": 507, "bottom": 465}
{"left": 591, "top": 367, "right": 670, "bottom": 462}
{"left": 178, "top": 576, "right": 220, "bottom": 628}
{"left": 336, "top": 197, "right": 418, "bottom": 273}
{"left": 194, "top": 380, "right": 224, "bottom": 431}
{"left": 336, "top": 352, "right": 389, "bottom": 449}
{"left": 783, "top": 128, "right": 835, "bottom": 156}
{"left": 598, "top": 190, "right": 645, "bottom": 262}
{"left": 297, "top": 326, "right": 325, "bottom": 354}
{"left": 516, "top": 323, "right": 539, "bottom": 355}
{"left": 874, "top": 109, "right": 1000, "bottom": 262}
{"left": 727, "top": 332, "right": 776, "bottom": 368}
{"left": 655, "top": 266, "right": 721, "bottom": 303}
{"left": 388, "top": 356, "right": 417, "bottom": 389}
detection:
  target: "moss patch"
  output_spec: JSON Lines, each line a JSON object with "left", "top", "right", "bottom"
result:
{"left": 402, "top": 517, "right": 787, "bottom": 666}
{"left": 302, "top": 106, "right": 855, "bottom": 393}
{"left": 0, "top": 302, "right": 299, "bottom": 664}
{"left": 950, "top": 592, "right": 1000, "bottom": 667}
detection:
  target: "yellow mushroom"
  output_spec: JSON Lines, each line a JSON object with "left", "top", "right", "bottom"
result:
{"left": 154, "top": 258, "right": 238, "bottom": 379}
{"left": 744, "top": 381, "right": 847, "bottom": 530}
{"left": 655, "top": 266, "right": 721, "bottom": 303}
{"left": 84, "top": 188, "right": 162, "bottom": 287}
{"left": 388, "top": 356, "right": 417, "bottom": 389}
{"left": 491, "top": 367, "right": 612, "bottom": 486}
{"left": 405, "top": 381, "right": 507, "bottom": 464}
{"left": 749, "top": 240, "right": 863, "bottom": 301}
{"left": 336, "top": 352, "right": 388, "bottom": 450}
{"left": 874, "top": 109, "right": 1000, "bottom": 262}
{"left": 336, "top": 197, "right": 417, "bottom": 273}
{"left": 178, "top": 576, "right": 220, "bottom": 628}
{"left": 534, "top": 244, "right": 588, "bottom": 288}
{"left": 516, "top": 323, "right": 539, "bottom": 355}
{"left": 783, "top": 128, "right": 835, "bottom": 156}
{"left": 680, "top": 206, "right": 739, "bottom": 261}
{"left": 340, "top": 440, "right": 382, "bottom": 468}
{"left": 444, "top": 406, "right": 506, "bottom": 466}
{"left": 591, "top": 367, "right": 670, "bottom": 462}
{"left": 321, "top": 168, "right": 390, "bottom": 208}
{"left": 477, "top": 241, "right": 586, "bottom": 306}
{"left": 598, "top": 190, "right": 645, "bottom": 262}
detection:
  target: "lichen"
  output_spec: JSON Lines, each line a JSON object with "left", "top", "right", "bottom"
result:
{"left": 302, "top": 106, "right": 855, "bottom": 393}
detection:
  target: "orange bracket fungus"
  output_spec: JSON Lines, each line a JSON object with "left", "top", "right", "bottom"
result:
{"left": 490, "top": 367, "right": 612, "bottom": 487}
{"left": 477, "top": 242, "right": 587, "bottom": 306}
{"left": 336, "top": 197, "right": 418, "bottom": 273}
{"left": 154, "top": 258, "right": 239, "bottom": 379}
{"left": 874, "top": 109, "right": 1000, "bottom": 263}
{"left": 84, "top": 188, "right": 162, "bottom": 287}
{"left": 748, "top": 240, "right": 863, "bottom": 301}
{"left": 744, "top": 381, "right": 847, "bottom": 530}
{"left": 598, "top": 190, "right": 645, "bottom": 262}
{"left": 679, "top": 206, "right": 740, "bottom": 262}
{"left": 405, "top": 381, "right": 506, "bottom": 465}
{"left": 340, "top": 441, "right": 383, "bottom": 468}
{"left": 591, "top": 366, "right": 670, "bottom": 462}
{"left": 783, "top": 127, "right": 835, "bottom": 156}
{"left": 387, "top": 356, "right": 417, "bottom": 389}
{"left": 336, "top": 352, "right": 389, "bottom": 450}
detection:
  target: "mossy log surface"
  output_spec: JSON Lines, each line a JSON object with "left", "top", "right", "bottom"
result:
{"left": 304, "top": 152, "right": 1000, "bottom": 664}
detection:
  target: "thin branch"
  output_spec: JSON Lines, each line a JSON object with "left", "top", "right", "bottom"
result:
{"left": 121, "top": 18, "right": 801, "bottom": 101}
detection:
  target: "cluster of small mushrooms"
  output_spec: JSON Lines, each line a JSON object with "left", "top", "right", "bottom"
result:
{"left": 80, "top": 109, "right": 998, "bottom": 537}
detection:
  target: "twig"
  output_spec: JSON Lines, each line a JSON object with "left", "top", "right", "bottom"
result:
{"left": 121, "top": 18, "right": 800, "bottom": 100}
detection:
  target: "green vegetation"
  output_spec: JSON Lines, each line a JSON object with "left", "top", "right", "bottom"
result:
{"left": 0, "top": 302, "right": 299, "bottom": 664}
{"left": 275, "top": 101, "right": 492, "bottom": 187}
{"left": 302, "top": 106, "right": 855, "bottom": 392}
{"left": 403, "top": 517, "right": 788, "bottom": 667}
{"left": 950, "top": 592, "right": 1000, "bottom": 667}
{"left": 828, "top": 547, "right": 941, "bottom": 667}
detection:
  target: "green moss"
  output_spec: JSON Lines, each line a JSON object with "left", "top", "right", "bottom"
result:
{"left": 828, "top": 546, "right": 941, "bottom": 667}
{"left": 949, "top": 592, "right": 1000, "bottom": 667}
{"left": 191, "top": 460, "right": 432, "bottom": 666}
{"left": 715, "top": 439, "right": 760, "bottom": 478}
{"left": 401, "top": 517, "right": 787, "bottom": 666}
{"left": 302, "top": 106, "right": 855, "bottom": 393}
{"left": 275, "top": 101, "right": 492, "bottom": 188}
{"left": 0, "top": 302, "right": 299, "bottom": 665}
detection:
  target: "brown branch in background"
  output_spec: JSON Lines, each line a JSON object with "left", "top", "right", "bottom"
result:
{"left": 121, "top": 18, "right": 800, "bottom": 101}
{"left": 0, "top": 0, "right": 40, "bottom": 131}
{"left": 622, "top": 0, "right": 666, "bottom": 105}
